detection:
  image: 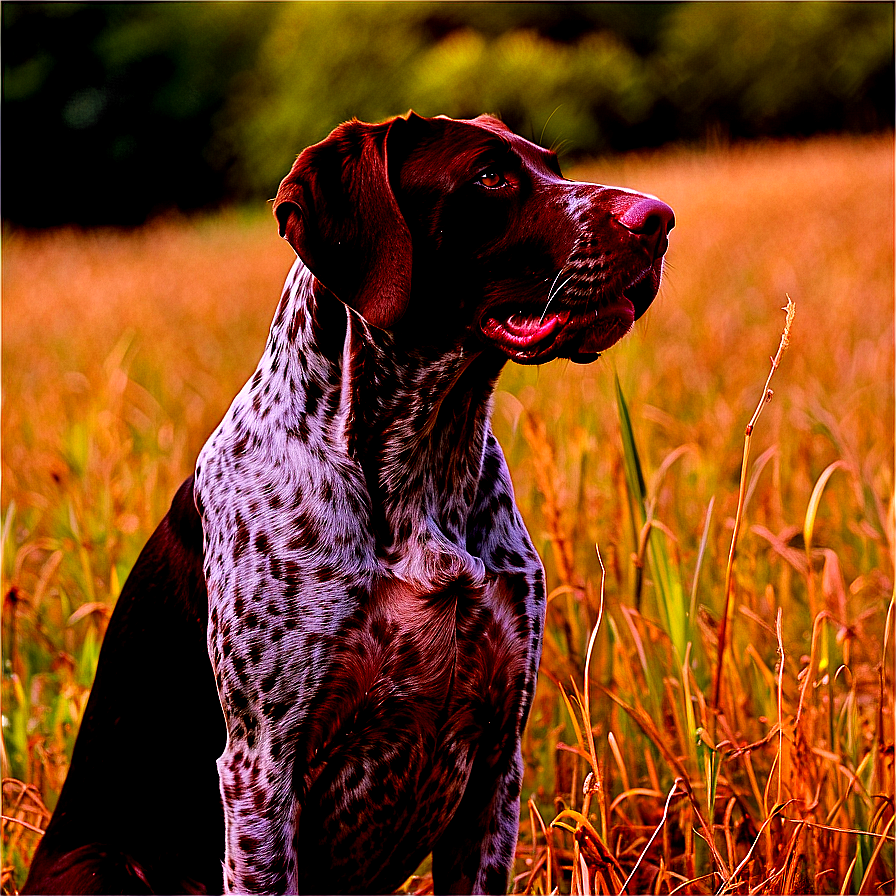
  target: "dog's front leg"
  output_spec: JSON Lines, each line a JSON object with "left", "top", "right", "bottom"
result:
{"left": 431, "top": 740, "right": 524, "bottom": 895}
{"left": 217, "top": 739, "right": 300, "bottom": 895}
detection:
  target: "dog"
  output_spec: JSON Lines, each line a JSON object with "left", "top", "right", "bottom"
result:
{"left": 24, "top": 112, "right": 673, "bottom": 895}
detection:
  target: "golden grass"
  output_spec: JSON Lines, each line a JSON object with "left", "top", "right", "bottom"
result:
{"left": 2, "top": 133, "right": 894, "bottom": 893}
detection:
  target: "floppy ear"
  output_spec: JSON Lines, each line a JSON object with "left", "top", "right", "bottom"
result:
{"left": 273, "top": 117, "right": 413, "bottom": 330}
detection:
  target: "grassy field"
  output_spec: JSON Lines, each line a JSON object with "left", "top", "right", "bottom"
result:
{"left": 2, "top": 134, "right": 893, "bottom": 894}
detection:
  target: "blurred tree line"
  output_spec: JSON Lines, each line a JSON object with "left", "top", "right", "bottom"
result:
{"left": 3, "top": 1, "right": 893, "bottom": 226}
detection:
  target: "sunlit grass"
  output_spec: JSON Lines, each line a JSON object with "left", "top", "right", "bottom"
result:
{"left": 2, "top": 134, "right": 893, "bottom": 893}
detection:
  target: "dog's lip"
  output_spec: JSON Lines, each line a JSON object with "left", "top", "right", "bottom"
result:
{"left": 565, "top": 298, "right": 636, "bottom": 354}
{"left": 480, "top": 297, "right": 636, "bottom": 363}
{"left": 481, "top": 308, "right": 570, "bottom": 350}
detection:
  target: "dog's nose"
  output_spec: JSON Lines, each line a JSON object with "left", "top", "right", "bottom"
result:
{"left": 616, "top": 197, "right": 675, "bottom": 258}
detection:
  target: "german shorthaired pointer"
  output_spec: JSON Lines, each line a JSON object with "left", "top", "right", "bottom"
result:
{"left": 24, "top": 112, "right": 672, "bottom": 895}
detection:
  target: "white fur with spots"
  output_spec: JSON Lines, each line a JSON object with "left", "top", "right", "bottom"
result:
{"left": 195, "top": 259, "right": 545, "bottom": 893}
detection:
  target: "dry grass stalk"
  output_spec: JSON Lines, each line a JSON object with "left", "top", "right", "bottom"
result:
{"left": 521, "top": 410, "right": 576, "bottom": 588}
{"left": 713, "top": 296, "right": 796, "bottom": 710}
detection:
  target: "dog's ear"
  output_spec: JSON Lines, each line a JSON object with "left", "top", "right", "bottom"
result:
{"left": 273, "top": 117, "right": 413, "bottom": 330}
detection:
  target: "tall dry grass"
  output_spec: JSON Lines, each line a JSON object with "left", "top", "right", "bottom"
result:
{"left": 2, "top": 134, "right": 893, "bottom": 894}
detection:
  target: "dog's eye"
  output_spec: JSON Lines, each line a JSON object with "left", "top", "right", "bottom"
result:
{"left": 476, "top": 169, "right": 506, "bottom": 189}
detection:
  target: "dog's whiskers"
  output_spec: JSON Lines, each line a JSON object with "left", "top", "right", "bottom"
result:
{"left": 539, "top": 271, "right": 574, "bottom": 324}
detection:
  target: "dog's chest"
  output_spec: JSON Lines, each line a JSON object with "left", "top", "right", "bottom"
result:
{"left": 295, "top": 573, "right": 533, "bottom": 890}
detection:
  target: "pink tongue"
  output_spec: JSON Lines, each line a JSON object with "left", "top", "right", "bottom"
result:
{"left": 484, "top": 310, "right": 569, "bottom": 348}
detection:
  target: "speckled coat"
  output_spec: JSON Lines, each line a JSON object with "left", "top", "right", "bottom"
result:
{"left": 195, "top": 258, "right": 546, "bottom": 894}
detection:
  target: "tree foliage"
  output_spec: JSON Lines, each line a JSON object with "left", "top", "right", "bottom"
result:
{"left": 2, "top": 1, "right": 892, "bottom": 225}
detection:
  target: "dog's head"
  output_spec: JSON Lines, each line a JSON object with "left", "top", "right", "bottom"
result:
{"left": 274, "top": 112, "right": 673, "bottom": 364}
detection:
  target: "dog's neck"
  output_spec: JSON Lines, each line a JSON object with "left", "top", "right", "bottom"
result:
{"left": 264, "top": 260, "right": 505, "bottom": 586}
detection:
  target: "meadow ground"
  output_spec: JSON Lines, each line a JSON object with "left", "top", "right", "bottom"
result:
{"left": 2, "top": 134, "right": 893, "bottom": 894}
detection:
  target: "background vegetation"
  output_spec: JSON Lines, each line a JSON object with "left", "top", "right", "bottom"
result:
{"left": 2, "top": 1, "right": 893, "bottom": 224}
{"left": 3, "top": 133, "right": 893, "bottom": 892}
{"left": 2, "top": 2, "right": 894, "bottom": 894}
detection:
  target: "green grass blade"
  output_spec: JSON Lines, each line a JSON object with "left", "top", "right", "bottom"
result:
{"left": 614, "top": 373, "right": 687, "bottom": 663}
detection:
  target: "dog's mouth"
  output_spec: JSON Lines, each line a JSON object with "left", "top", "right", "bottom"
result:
{"left": 481, "top": 308, "right": 571, "bottom": 355}
{"left": 480, "top": 265, "right": 660, "bottom": 365}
